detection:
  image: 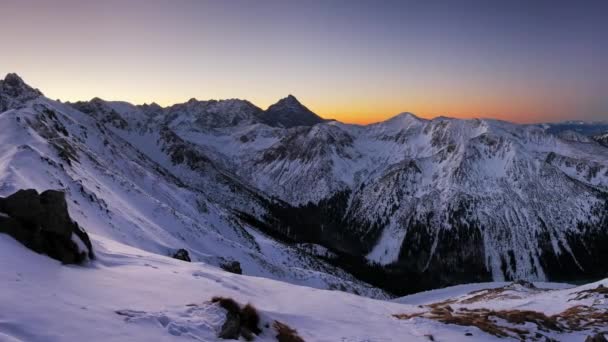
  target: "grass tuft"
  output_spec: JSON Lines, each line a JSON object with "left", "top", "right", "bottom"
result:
{"left": 274, "top": 321, "right": 305, "bottom": 342}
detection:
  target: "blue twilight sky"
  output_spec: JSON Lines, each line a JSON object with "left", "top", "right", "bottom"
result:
{"left": 0, "top": 0, "right": 606, "bottom": 123}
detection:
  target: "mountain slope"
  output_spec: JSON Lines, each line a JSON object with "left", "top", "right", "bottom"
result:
{"left": 234, "top": 115, "right": 608, "bottom": 292}
{"left": 1, "top": 234, "right": 605, "bottom": 341}
{"left": 0, "top": 74, "right": 386, "bottom": 297}
{"left": 594, "top": 132, "right": 608, "bottom": 147}
{"left": 2, "top": 73, "right": 607, "bottom": 297}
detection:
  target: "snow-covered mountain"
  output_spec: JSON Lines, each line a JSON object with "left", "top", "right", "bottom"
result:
{"left": 1, "top": 73, "right": 607, "bottom": 297}
{"left": 594, "top": 132, "right": 608, "bottom": 147}
{"left": 0, "top": 74, "right": 385, "bottom": 298}
{"left": 221, "top": 113, "right": 608, "bottom": 293}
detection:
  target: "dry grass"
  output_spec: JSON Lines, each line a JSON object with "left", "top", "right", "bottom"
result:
{"left": 393, "top": 312, "right": 425, "bottom": 320}
{"left": 274, "top": 321, "right": 306, "bottom": 342}
{"left": 459, "top": 282, "right": 549, "bottom": 304}
{"left": 394, "top": 303, "right": 608, "bottom": 340}
{"left": 570, "top": 284, "right": 608, "bottom": 301}
{"left": 558, "top": 305, "right": 608, "bottom": 331}
{"left": 394, "top": 283, "right": 608, "bottom": 340}
{"left": 211, "top": 296, "right": 261, "bottom": 341}
{"left": 459, "top": 287, "right": 523, "bottom": 303}
{"left": 242, "top": 303, "right": 262, "bottom": 335}
{"left": 211, "top": 296, "right": 241, "bottom": 315}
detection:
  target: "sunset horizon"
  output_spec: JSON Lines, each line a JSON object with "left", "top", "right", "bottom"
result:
{"left": 3, "top": 71, "right": 606, "bottom": 126}
{"left": 2, "top": 2, "right": 608, "bottom": 340}
{"left": 2, "top": 0, "right": 606, "bottom": 125}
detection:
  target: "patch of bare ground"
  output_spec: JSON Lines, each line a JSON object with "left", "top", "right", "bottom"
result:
{"left": 394, "top": 284, "right": 608, "bottom": 341}
{"left": 459, "top": 281, "right": 550, "bottom": 304}
{"left": 570, "top": 284, "right": 608, "bottom": 301}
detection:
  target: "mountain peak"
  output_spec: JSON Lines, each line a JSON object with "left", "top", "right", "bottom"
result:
{"left": 0, "top": 73, "right": 43, "bottom": 112}
{"left": 283, "top": 94, "right": 299, "bottom": 102}
{"left": 382, "top": 112, "right": 426, "bottom": 126}
{"left": 4, "top": 73, "right": 26, "bottom": 86}
{"left": 395, "top": 112, "right": 422, "bottom": 120}
{"left": 1, "top": 73, "right": 42, "bottom": 96}
{"left": 269, "top": 94, "right": 305, "bottom": 110}
{"left": 262, "top": 95, "right": 324, "bottom": 128}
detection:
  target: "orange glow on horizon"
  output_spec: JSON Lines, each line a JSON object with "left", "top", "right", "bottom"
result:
{"left": 6, "top": 71, "right": 592, "bottom": 126}
{"left": 44, "top": 90, "right": 579, "bottom": 126}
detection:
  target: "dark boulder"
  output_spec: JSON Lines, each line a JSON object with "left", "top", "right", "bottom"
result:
{"left": 172, "top": 248, "right": 191, "bottom": 262}
{"left": 586, "top": 333, "right": 608, "bottom": 342}
{"left": 0, "top": 189, "right": 94, "bottom": 264}
{"left": 220, "top": 260, "right": 242, "bottom": 274}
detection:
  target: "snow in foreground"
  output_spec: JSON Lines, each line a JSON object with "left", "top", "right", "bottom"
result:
{"left": 0, "top": 234, "right": 606, "bottom": 342}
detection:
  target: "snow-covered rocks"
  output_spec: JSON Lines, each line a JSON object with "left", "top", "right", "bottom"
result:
{"left": 594, "top": 132, "right": 608, "bottom": 147}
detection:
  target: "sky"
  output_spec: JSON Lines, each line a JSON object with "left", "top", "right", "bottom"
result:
{"left": 1, "top": 0, "right": 606, "bottom": 124}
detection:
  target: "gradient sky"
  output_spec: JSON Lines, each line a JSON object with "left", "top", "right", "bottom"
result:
{"left": 1, "top": 0, "right": 607, "bottom": 124}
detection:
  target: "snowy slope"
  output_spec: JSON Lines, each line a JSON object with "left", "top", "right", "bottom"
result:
{"left": 0, "top": 74, "right": 385, "bottom": 298}
{"left": 1, "top": 235, "right": 605, "bottom": 341}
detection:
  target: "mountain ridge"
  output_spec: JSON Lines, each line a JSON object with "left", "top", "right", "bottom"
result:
{"left": 4, "top": 73, "right": 603, "bottom": 129}
{"left": 2, "top": 72, "right": 607, "bottom": 296}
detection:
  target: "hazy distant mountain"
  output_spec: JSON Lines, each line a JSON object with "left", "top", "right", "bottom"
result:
{"left": 1, "top": 73, "right": 607, "bottom": 297}
{"left": 543, "top": 120, "right": 608, "bottom": 137}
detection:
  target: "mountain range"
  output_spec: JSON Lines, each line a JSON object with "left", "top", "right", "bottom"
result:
{"left": 1, "top": 73, "right": 607, "bottom": 296}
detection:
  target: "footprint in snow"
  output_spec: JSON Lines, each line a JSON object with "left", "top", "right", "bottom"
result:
{"left": 115, "top": 303, "right": 225, "bottom": 340}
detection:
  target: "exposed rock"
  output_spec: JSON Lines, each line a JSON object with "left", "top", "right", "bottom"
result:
{"left": 594, "top": 132, "right": 608, "bottom": 147}
{"left": 172, "top": 248, "right": 191, "bottom": 262}
{"left": 220, "top": 260, "right": 242, "bottom": 274}
{"left": 261, "top": 95, "right": 324, "bottom": 128}
{"left": 509, "top": 280, "right": 537, "bottom": 289}
{"left": 586, "top": 333, "right": 608, "bottom": 342}
{"left": 218, "top": 311, "right": 241, "bottom": 339}
{"left": 0, "top": 73, "right": 43, "bottom": 112}
{"left": 0, "top": 189, "right": 94, "bottom": 264}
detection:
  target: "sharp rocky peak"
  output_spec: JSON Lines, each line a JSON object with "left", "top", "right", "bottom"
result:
{"left": 270, "top": 94, "right": 305, "bottom": 109}
{"left": 262, "top": 94, "right": 324, "bottom": 128}
{"left": 4, "top": 73, "right": 26, "bottom": 86}
{"left": 0, "top": 73, "right": 43, "bottom": 112}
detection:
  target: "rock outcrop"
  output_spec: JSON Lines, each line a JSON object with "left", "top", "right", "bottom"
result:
{"left": 172, "top": 248, "right": 191, "bottom": 262}
{"left": 220, "top": 260, "right": 242, "bottom": 274}
{"left": 0, "top": 73, "right": 42, "bottom": 112}
{"left": 0, "top": 189, "right": 94, "bottom": 264}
